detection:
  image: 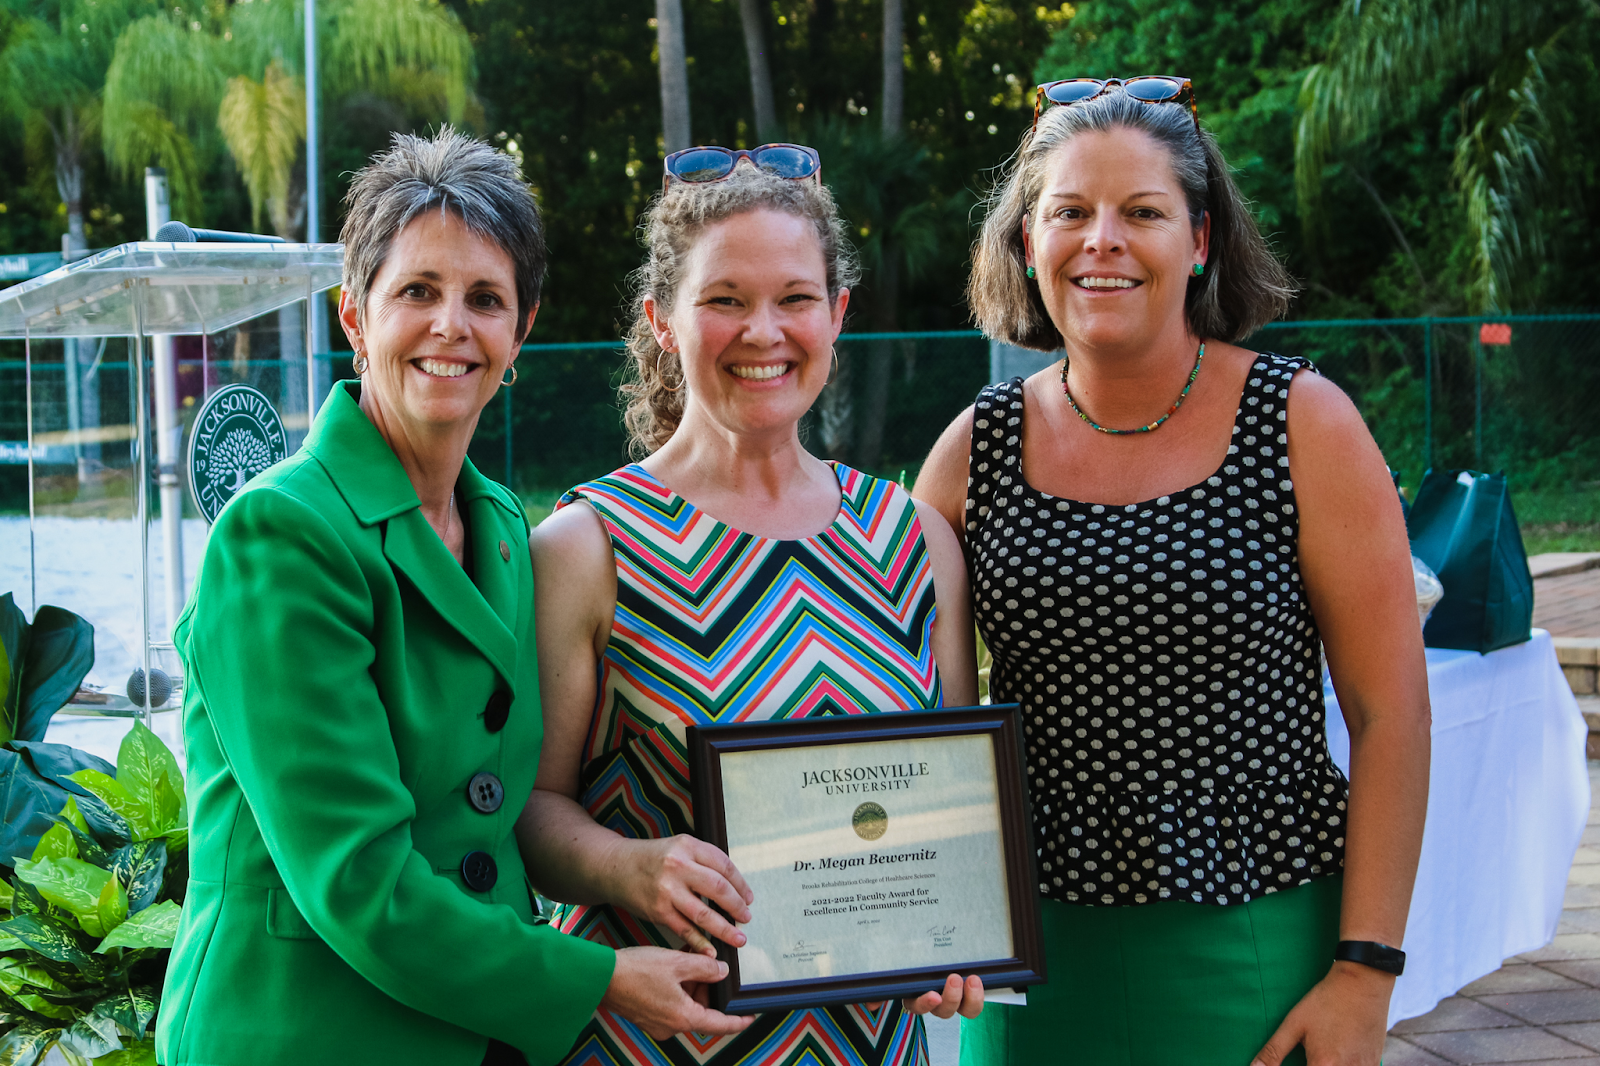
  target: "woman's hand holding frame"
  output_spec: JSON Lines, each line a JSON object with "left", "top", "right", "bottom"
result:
{"left": 612, "top": 834, "right": 755, "bottom": 956}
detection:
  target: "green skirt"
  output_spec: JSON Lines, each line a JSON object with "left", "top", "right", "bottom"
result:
{"left": 960, "top": 874, "right": 1342, "bottom": 1066}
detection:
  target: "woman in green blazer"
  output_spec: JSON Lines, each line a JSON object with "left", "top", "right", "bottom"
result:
{"left": 157, "top": 129, "right": 751, "bottom": 1066}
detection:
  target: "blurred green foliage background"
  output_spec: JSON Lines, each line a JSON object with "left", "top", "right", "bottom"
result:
{"left": 2, "top": 0, "right": 1598, "bottom": 540}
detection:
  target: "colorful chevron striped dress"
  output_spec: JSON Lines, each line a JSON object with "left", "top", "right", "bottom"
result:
{"left": 550, "top": 461, "right": 942, "bottom": 1066}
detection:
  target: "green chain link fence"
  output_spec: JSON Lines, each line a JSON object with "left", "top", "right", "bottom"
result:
{"left": 5, "top": 315, "right": 1600, "bottom": 545}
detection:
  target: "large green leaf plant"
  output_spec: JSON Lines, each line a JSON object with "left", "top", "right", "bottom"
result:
{"left": 0, "top": 594, "right": 96, "bottom": 746}
{"left": 0, "top": 723, "right": 187, "bottom": 1066}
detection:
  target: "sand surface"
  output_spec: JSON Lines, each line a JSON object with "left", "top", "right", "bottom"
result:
{"left": 1, "top": 515, "right": 204, "bottom": 768}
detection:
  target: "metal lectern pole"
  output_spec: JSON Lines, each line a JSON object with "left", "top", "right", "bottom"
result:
{"left": 133, "top": 299, "right": 153, "bottom": 728}
{"left": 146, "top": 168, "right": 185, "bottom": 639}
{"left": 305, "top": 0, "right": 328, "bottom": 401}
{"left": 306, "top": 275, "right": 317, "bottom": 419}
{"left": 23, "top": 327, "right": 35, "bottom": 618}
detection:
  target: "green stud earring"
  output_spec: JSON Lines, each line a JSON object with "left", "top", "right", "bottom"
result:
{"left": 1192, "top": 263, "right": 1205, "bottom": 277}
{"left": 1026, "top": 266, "right": 1036, "bottom": 279}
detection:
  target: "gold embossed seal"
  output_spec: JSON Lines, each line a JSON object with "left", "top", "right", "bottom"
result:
{"left": 852, "top": 802, "right": 888, "bottom": 841}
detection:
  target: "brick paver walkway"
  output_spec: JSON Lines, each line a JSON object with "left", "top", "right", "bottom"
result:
{"left": 1534, "top": 570, "right": 1600, "bottom": 638}
{"left": 1384, "top": 763, "right": 1600, "bottom": 1065}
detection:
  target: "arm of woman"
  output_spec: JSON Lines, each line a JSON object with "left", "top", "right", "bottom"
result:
{"left": 900, "top": 493, "right": 985, "bottom": 1021}
{"left": 517, "top": 502, "right": 754, "bottom": 938}
{"left": 188, "top": 487, "right": 615, "bottom": 1058}
{"left": 913, "top": 499, "right": 978, "bottom": 707}
{"left": 514, "top": 500, "right": 636, "bottom": 906}
{"left": 1253, "top": 371, "right": 1431, "bottom": 1066}
{"left": 516, "top": 502, "right": 755, "bottom": 1036}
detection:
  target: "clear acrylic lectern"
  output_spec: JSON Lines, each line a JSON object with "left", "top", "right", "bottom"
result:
{"left": 0, "top": 241, "right": 343, "bottom": 722}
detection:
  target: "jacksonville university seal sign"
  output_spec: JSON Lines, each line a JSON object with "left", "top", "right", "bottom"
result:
{"left": 187, "top": 384, "right": 288, "bottom": 523}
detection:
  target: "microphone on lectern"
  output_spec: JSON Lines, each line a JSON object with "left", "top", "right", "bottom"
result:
{"left": 154, "top": 220, "right": 287, "bottom": 244}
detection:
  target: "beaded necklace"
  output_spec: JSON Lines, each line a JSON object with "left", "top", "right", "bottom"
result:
{"left": 1060, "top": 341, "right": 1205, "bottom": 435}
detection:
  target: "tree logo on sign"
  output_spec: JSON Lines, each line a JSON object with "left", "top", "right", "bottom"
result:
{"left": 186, "top": 384, "right": 288, "bottom": 524}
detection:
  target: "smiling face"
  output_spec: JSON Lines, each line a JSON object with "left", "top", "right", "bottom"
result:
{"left": 647, "top": 207, "right": 847, "bottom": 443}
{"left": 339, "top": 209, "right": 530, "bottom": 439}
{"left": 1024, "top": 126, "right": 1209, "bottom": 353}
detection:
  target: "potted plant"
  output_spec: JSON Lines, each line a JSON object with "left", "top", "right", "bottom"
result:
{"left": 0, "top": 722, "right": 187, "bottom": 1064}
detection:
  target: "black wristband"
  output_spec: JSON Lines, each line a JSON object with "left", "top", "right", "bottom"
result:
{"left": 1335, "top": 940, "right": 1406, "bottom": 976}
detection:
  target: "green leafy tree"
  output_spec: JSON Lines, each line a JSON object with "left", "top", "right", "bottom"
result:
{"left": 808, "top": 116, "right": 970, "bottom": 466}
{"left": 99, "top": 12, "right": 221, "bottom": 226}
{"left": 0, "top": 0, "right": 157, "bottom": 254}
{"left": 452, "top": 0, "right": 1072, "bottom": 340}
{"left": 218, "top": 58, "right": 306, "bottom": 235}
{"left": 102, "top": 0, "right": 473, "bottom": 235}
{"left": 1295, "top": 0, "right": 1596, "bottom": 311}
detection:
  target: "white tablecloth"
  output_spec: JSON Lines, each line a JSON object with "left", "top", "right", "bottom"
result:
{"left": 930, "top": 628, "right": 1590, "bottom": 1060}
{"left": 1326, "top": 627, "right": 1590, "bottom": 1025}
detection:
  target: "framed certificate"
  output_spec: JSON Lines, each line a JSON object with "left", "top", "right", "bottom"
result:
{"left": 689, "top": 705, "right": 1045, "bottom": 1013}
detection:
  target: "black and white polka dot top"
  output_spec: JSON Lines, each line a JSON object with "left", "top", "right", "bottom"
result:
{"left": 966, "top": 353, "right": 1348, "bottom": 907}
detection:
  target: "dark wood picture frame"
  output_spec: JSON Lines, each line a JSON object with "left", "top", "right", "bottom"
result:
{"left": 688, "top": 705, "right": 1045, "bottom": 1014}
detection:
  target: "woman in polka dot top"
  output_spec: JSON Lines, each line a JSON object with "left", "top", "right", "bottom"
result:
{"left": 915, "top": 86, "right": 1429, "bottom": 1066}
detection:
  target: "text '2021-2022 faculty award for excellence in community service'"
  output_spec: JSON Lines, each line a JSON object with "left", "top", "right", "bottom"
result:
{"left": 688, "top": 706, "right": 1046, "bottom": 1013}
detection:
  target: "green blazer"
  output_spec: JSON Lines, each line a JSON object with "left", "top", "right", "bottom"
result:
{"left": 157, "top": 381, "right": 613, "bottom": 1066}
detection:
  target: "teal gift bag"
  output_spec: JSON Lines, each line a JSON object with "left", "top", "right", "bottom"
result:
{"left": 1405, "top": 469, "right": 1534, "bottom": 653}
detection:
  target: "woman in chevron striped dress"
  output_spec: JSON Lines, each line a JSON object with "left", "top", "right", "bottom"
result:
{"left": 517, "top": 156, "right": 984, "bottom": 1066}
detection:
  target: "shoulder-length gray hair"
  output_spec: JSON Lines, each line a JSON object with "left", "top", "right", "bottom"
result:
{"left": 340, "top": 127, "right": 545, "bottom": 334}
{"left": 969, "top": 92, "right": 1294, "bottom": 351}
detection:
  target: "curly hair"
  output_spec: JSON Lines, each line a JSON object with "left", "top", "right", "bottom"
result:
{"left": 968, "top": 92, "right": 1295, "bottom": 350}
{"left": 621, "top": 167, "right": 860, "bottom": 457}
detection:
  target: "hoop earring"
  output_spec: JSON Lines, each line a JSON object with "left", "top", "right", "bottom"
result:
{"left": 501, "top": 363, "right": 518, "bottom": 387}
{"left": 352, "top": 352, "right": 368, "bottom": 375}
{"left": 826, "top": 347, "right": 839, "bottom": 386}
{"left": 657, "top": 349, "right": 683, "bottom": 393}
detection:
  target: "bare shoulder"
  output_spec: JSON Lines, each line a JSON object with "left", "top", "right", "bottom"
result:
{"left": 1282, "top": 361, "right": 1370, "bottom": 445}
{"left": 1278, "top": 360, "right": 1398, "bottom": 515}
{"left": 529, "top": 499, "right": 614, "bottom": 587}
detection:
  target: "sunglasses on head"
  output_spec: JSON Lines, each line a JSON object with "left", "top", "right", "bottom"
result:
{"left": 662, "top": 143, "right": 821, "bottom": 192}
{"left": 1032, "top": 76, "right": 1198, "bottom": 134}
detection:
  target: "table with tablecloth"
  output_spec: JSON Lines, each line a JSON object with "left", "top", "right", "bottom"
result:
{"left": 928, "top": 627, "right": 1589, "bottom": 1061}
{"left": 1326, "top": 627, "right": 1589, "bottom": 1026}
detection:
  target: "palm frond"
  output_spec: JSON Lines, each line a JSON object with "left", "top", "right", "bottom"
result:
{"left": 103, "top": 15, "right": 222, "bottom": 125}
{"left": 222, "top": 0, "right": 301, "bottom": 80}
{"left": 1295, "top": 0, "right": 1585, "bottom": 310}
{"left": 217, "top": 60, "right": 305, "bottom": 232}
{"left": 102, "top": 13, "right": 221, "bottom": 211}
{"left": 323, "top": 0, "right": 472, "bottom": 123}
{"left": 99, "top": 98, "right": 202, "bottom": 217}
{"left": 1452, "top": 48, "right": 1549, "bottom": 311}
{"left": 1295, "top": 0, "right": 1551, "bottom": 228}
{"left": 0, "top": 12, "right": 91, "bottom": 117}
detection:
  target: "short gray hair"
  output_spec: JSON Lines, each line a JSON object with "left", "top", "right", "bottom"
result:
{"left": 969, "top": 92, "right": 1295, "bottom": 350}
{"left": 620, "top": 167, "right": 860, "bottom": 457}
{"left": 340, "top": 127, "right": 545, "bottom": 333}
